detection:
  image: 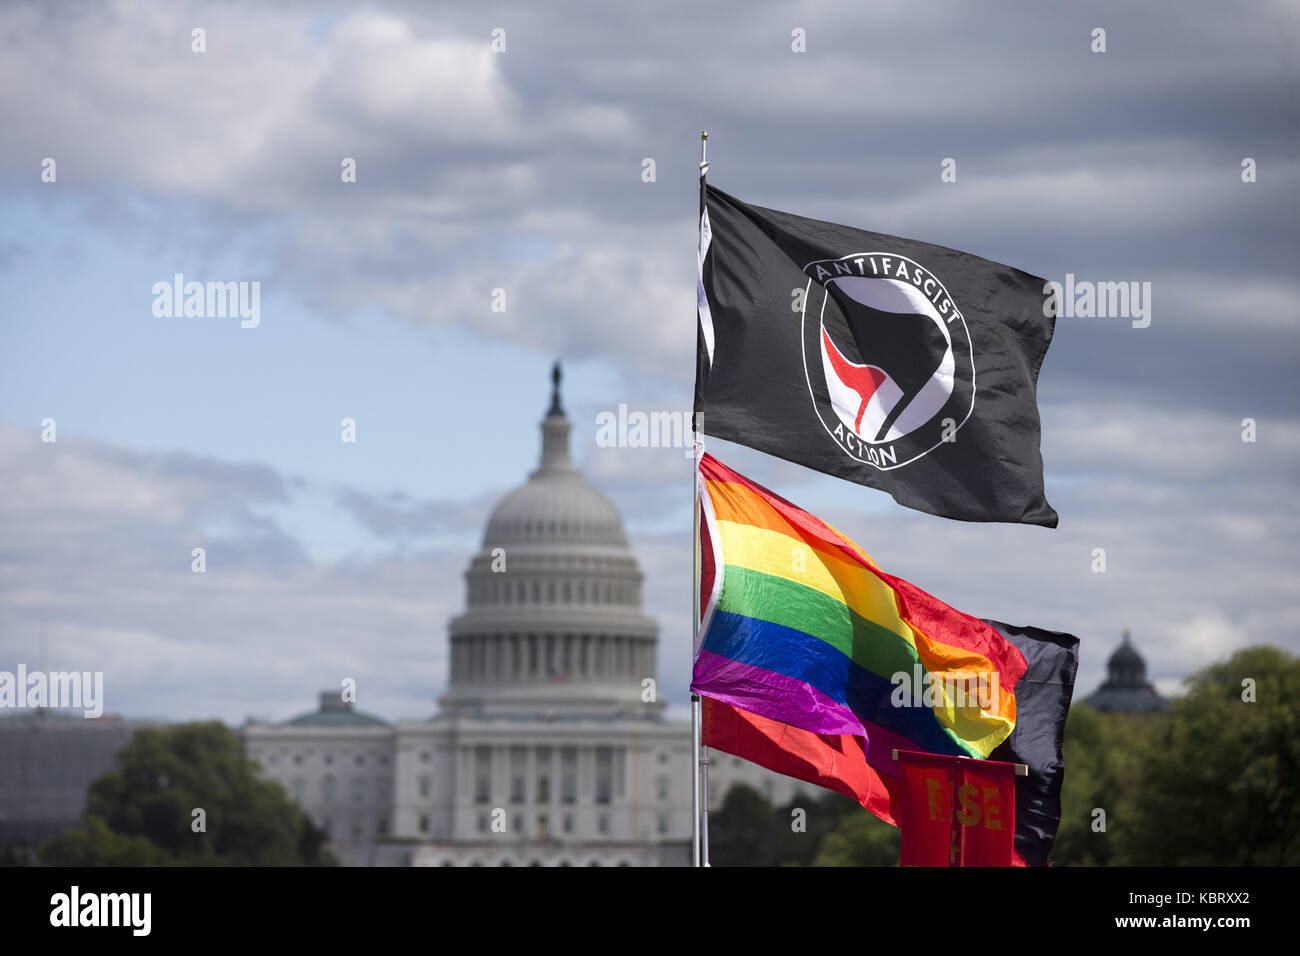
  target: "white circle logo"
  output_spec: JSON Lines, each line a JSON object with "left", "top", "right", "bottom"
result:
{"left": 799, "top": 253, "right": 976, "bottom": 470}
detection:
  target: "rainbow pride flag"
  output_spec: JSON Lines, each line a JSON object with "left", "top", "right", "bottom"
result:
{"left": 693, "top": 453, "right": 1079, "bottom": 865}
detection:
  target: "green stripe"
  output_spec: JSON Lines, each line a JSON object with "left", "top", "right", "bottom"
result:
{"left": 717, "top": 564, "right": 921, "bottom": 680}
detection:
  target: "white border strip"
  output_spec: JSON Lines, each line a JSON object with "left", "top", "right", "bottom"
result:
{"left": 696, "top": 207, "right": 715, "bottom": 366}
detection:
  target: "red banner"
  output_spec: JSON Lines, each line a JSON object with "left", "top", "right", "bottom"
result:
{"left": 896, "top": 750, "right": 1017, "bottom": 866}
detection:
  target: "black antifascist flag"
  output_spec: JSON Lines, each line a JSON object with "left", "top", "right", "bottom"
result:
{"left": 695, "top": 184, "right": 1059, "bottom": 527}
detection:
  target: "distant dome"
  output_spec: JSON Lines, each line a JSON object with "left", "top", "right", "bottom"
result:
{"left": 482, "top": 362, "right": 627, "bottom": 550}
{"left": 1108, "top": 641, "right": 1144, "bottom": 669}
{"left": 484, "top": 478, "right": 627, "bottom": 549}
{"left": 1085, "top": 630, "right": 1168, "bottom": 713}
{"left": 286, "top": 692, "right": 390, "bottom": 728}
{"left": 441, "top": 362, "right": 660, "bottom": 720}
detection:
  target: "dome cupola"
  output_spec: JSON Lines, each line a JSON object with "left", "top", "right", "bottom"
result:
{"left": 1085, "top": 629, "right": 1169, "bottom": 713}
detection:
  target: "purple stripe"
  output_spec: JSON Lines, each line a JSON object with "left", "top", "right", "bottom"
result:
{"left": 692, "top": 650, "right": 868, "bottom": 737}
{"left": 856, "top": 717, "right": 916, "bottom": 781}
{"left": 694, "top": 651, "right": 921, "bottom": 782}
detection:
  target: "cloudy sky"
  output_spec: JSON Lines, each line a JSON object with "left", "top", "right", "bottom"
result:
{"left": 1, "top": 0, "right": 1296, "bottom": 724}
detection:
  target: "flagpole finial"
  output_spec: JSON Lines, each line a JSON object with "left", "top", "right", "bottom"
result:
{"left": 701, "top": 130, "right": 707, "bottom": 140}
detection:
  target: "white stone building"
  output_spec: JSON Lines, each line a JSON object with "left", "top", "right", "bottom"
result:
{"left": 244, "top": 367, "right": 809, "bottom": 866}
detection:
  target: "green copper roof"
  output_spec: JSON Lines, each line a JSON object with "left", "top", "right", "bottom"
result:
{"left": 284, "top": 691, "right": 390, "bottom": 727}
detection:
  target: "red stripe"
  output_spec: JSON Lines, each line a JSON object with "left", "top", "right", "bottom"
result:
{"left": 703, "top": 695, "right": 896, "bottom": 824}
{"left": 699, "top": 496, "right": 715, "bottom": 622}
{"left": 869, "top": 567, "right": 1028, "bottom": 691}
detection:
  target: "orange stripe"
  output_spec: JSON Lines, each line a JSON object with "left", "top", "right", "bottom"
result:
{"left": 705, "top": 477, "right": 877, "bottom": 570}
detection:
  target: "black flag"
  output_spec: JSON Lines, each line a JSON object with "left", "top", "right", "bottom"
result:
{"left": 696, "top": 184, "right": 1059, "bottom": 527}
{"left": 987, "top": 621, "right": 1081, "bottom": 867}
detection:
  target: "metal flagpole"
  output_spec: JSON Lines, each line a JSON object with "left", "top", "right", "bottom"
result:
{"left": 691, "top": 129, "right": 710, "bottom": 868}
{"left": 691, "top": 698, "right": 701, "bottom": 867}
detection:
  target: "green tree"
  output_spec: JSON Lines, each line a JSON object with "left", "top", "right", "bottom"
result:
{"left": 812, "top": 808, "right": 900, "bottom": 866}
{"left": 709, "top": 783, "right": 782, "bottom": 866}
{"left": 38, "top": 816, "right": 167, "bottom": 866}
{"left": 775, "top": 789, "right": 859, "bottom": 866}
{"left": 1128, "top": 646, "right": 1300, "bottom": 865}
{"left": 710, "top": 782, "right": 862, "bottom": 866}
{"left": 1053, "top": 644, "right": 1299, "bottom": 866}
{"left": 1052, "top": 704, "right": 1157, "bottom": 865}
{"left": 39, "top": 721, "right": 336, "bottom": 866}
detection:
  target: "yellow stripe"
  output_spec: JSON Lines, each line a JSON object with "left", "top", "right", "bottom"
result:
{"left": 715, "top": 520, "right": 914, "bottom": 644}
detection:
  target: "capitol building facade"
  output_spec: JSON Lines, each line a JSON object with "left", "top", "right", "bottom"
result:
{"left": 243, "top": 368, "right": 805, "bottom": 866}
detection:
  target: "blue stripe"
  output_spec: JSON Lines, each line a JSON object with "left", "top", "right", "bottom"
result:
{"left": 702, "top": 609, "right": 970, "bottom": 757}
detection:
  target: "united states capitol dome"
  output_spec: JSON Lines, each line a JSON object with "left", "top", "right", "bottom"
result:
{"left": 440, "top": 363, "right": 660, "bottom": 719}
{"left": 482, "top": 372, "right": 628, "bottom": 549}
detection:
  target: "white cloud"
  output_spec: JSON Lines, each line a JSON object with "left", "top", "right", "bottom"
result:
{"left": 1, "top": 0, "right": 1293, "bottom": 388}
{"left": 0, "top": 424, "right": 463, "bottom": 722}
